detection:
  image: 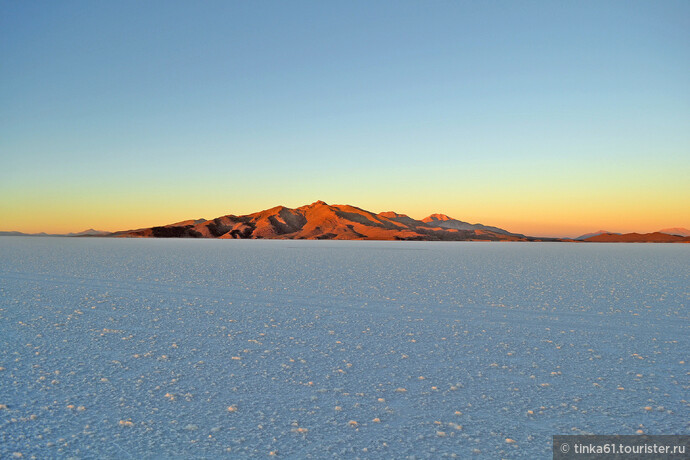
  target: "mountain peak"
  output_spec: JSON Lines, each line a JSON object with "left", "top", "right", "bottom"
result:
{"left": 422, "top": 213, "right": 454, "bottom": 222}
{"left": 379, "top": 211, "right": 407, "bottom": 219}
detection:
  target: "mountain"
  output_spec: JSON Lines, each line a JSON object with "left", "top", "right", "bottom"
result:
{"left": 0, "top": 231, "right": 57, "bottom": 237}
{"left": 66, "top": 229, "right": 111, "bottom": 237}
{"left": 658, "top": 227, "right": 690, "bottom": 237}
{"left": 114, "top": 201, "right": 537, "bottom": 241}
{"left": 422, "top": 214, "right": 524, "bottom": 237}
{"left": 0, "top": 229, "right": 108, "bottom": 237}
{"left": 582, "top": 232, "right": 690, "bottom": 243}
{"left": 575, "top": 230, "right": 619, "bottom": 240}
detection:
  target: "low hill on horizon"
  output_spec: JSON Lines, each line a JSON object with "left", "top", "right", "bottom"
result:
{"left": 582, "top": 232, "right": 690, "bottom": 243}
{"left": 659, "top": 227, "right": 690, "bottom": 237}
{"left": 0, "top": 229, "right": 109, "bottom": 237}
{"left": 575, "top": 230, "right": 620, "bottom": 240}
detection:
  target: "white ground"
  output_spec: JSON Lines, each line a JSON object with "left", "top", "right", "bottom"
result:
{"left": 0, "top": 238, "right": 688, "bottom": 458}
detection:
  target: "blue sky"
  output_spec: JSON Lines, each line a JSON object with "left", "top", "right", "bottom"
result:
{"left": 1, "top": 1, "right": 688, "bottom": 236}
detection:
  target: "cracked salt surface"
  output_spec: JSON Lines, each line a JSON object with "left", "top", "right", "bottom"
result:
{"left": 0, "top": 237, "right": 688, "bottom": 458}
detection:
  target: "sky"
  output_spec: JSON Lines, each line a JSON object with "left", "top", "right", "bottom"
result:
{"left": 1, "top": 1, "right": 688, "bottom": 238}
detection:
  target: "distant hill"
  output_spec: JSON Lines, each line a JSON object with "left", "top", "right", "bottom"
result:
{"left": 0, "top": 231, "right": 56, "bottom": 237}
{"left": 66, "top": 229, "right": 111, "bottom": 237}
{"left": 575, "top": 230, "right": 619, "bottom": 240}
{"left": 113, "top": 201, "right": 538, "bottom": 242}
{"left": 0, "top": 229, "right": 108, "bottom": 237}
{"left": 582, "top": 232, "right": 690, "bottom": 243}
{"left": 658, "top": 227, "right": 690, "bottom": 237}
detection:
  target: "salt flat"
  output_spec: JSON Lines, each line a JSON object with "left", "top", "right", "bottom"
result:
{"left": 0, "top": 237, "right": 688, "bottom": 458}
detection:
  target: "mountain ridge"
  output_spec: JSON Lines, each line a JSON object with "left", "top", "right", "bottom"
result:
{"left": 111, "top": 201, "right": 538, "bottom": 242}
{"left": 422, "top": 214, "right": 525, "bottom": 238}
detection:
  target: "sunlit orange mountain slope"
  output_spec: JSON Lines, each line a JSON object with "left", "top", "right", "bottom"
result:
{"left": 112, "top": 201, "right": 541, "bottom": 241}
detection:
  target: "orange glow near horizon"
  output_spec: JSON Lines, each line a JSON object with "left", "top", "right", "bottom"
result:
{"left": 2, "top": 150, "right": 688, "bottom": 238}
{"left": 2, "top": 185, "right": 688, "bottom": 238}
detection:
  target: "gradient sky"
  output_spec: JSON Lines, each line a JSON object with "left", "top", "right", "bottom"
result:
{"left": 1, "top": 1, "right": 688, "bottom": 237}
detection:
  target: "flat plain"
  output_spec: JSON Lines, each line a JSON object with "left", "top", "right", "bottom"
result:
{"left": 0, "top": 237, "right": 688, "bottom": 458}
